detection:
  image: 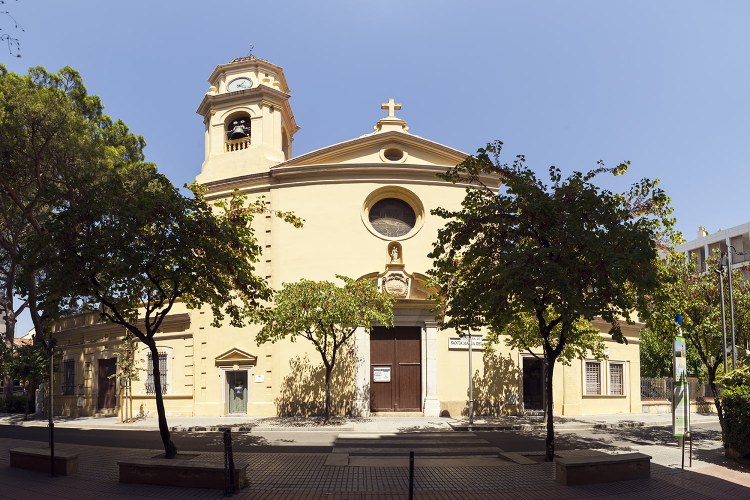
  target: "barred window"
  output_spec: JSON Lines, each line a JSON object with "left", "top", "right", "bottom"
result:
{"left": 63, "top": 359, "right": 75, "bottom": 396}
{"left": 609, "top": 363, "right": 624, "bottom": 395}
{"left": 585, "top": 361, "right": 601, "bottom": 395}
{"left": 146, "top": 352, "right": 168, "bottom": 395}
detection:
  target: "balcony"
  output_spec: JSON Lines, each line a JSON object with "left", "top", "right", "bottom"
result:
{"left": 225, "top": 137, "right": 251, "bottom": 152}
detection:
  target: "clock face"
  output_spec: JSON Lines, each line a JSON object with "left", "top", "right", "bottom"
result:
{"left": 227, "top": 77, "right": 252, "bottom": 92}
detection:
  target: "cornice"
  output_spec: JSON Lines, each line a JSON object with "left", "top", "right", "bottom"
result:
{"left": 201, "top": 163, "right": 499, "bottom": 201}
{"left": 276, "top": 131, "right": 467, "bottom": 168}
{"left": 53, "top": 313, "right": 191, "bottom": 338}
{"left": 207, "top": 58, "right": 290, "bottom": 93}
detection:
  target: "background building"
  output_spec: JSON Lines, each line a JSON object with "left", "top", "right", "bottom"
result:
{"left": 677, "top": 223, "right": 750, "bottom": 276}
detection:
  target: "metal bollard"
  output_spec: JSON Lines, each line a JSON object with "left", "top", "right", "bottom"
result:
{"left": 224, "top": 429, "right": 236, "bottom": 496}
{"left": 409, "top": 451, "right": 414, "bottom": 500}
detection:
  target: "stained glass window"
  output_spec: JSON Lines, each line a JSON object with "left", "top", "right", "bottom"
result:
{"left": 369, "top": 198, "right": 416, "bottom": 238}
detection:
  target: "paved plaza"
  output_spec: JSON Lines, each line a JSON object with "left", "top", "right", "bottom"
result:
{"left": 0, "top": 413, "right": 747, "bottom": 499}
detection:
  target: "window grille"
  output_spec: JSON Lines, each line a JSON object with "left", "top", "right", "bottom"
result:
{"left": 609, "top": 363, "right": 624, "bottom": 395}
{"left": 146, "top": 352, "right": 168, "bottom": 395}
{"left": 63, "top": 359, "right": 75, "bottom": 395}
{"left": 585, "top": 361, "right": 601, "bottom": 395}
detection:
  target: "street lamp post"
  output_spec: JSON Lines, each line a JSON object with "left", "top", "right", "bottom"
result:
{"left": 716, "top": 258, "right": 729, "bottom": 374}
{"left": 40, "top": 336, "right": 57, "bottom": 477}
{"left": 727, "top": 250, "right": 737, "bottom": 370}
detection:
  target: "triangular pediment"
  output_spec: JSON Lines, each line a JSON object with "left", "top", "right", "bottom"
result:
{"left": 274, "top": 131, "right": 467, "bottom": 169}
{"left": 215, "top": 348, "right": 257, "bottom": 366}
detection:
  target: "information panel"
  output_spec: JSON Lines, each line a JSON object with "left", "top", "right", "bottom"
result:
{"left": 673, "top": 333, "right": 690, "bottom": 437}
{"left": 373, "top": 366, "right": 391, "bottom": 383}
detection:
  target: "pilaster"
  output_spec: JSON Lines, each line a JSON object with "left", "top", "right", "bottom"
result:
{"left": 353, "top": 327, "right": 371, "bottom": 417}
{"left": 423, "top": 321, "right": 440, "bottom": 416}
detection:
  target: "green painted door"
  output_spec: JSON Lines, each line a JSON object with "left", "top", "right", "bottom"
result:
{"left": 227, "top": 371, "right": 248, "bottom": 414}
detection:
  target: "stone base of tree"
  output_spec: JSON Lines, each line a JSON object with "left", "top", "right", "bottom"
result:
{"left": 10, "top": 447, "right": 79, "bottom": 476}
{"left": 118, "top": 457, "right": 247, "bottom": 489}
{"left": 555, "top": 453, "right": 651, "bottom": 485}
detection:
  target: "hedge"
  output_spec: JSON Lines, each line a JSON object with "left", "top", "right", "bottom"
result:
{"left": 719, "top": 369, "right": 750, "bottom": 459}
{"left": 1, "top": 394, "right": 35, "bottom": 414}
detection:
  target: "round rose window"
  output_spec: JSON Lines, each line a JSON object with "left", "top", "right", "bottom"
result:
{"left": 368, "top": 198, "right": 416, "bottom": 238}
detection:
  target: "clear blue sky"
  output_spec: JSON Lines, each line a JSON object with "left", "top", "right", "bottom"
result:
{"left": 4, "top": 1, "right": 750, "bottom": 334}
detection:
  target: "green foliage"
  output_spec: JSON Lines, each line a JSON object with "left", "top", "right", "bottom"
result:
{"left": 639, "top": 327, "right": 703, "bottom": 378}
{"left": 495, "top": 311, "right": 606, "bottom": 366}
{"left": 109, "top": 332, "right": 142, "bottom": 383}
{"left": 641, "top": 250, "right": 750, "bottom": 406}
{"left": 10, "top": 343, "right": 47, "bottom": 386}
{"left": 0, "top": 65, "right": 148, "bottom": 342}
{"left": 257, "top": 276, "right": 393, "bottom": 421}
{"left": 719, "top": 369, "right": 750, "bottom": 458}
{"left": 2, "top": 395, "right": 34, "bottom": 414}
{"left": 721, "top": 367, "right": 750, "bottom": 389}
{"left": 429, "top": 141, "right": 673, "bottom": 460}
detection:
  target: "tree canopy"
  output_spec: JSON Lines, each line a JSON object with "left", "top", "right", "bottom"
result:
{"left": 0, "top": 65, "right": 147, "bottom": 401}
{"left": 257, "top": 276, "right": 393, "bottom": 422}
{"left": 429, "top": 141, "right": 673, "bottom": 460}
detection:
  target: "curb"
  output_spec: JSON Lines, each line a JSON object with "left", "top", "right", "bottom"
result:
{"left": 170, "top": 424, "right": 356, "bottom": 433}
{"left": 450, "top": 421, "right": 647, "bottom": 432}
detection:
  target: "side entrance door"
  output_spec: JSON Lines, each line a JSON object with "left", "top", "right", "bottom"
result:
{"left": 370, "top": 326, "right": 421, "bottom": 412}
{"left": 97, "top": 358, "right": 117, "bottom": 410}
{"left": 227, "top": 370, "right": 248, "bottom": 414}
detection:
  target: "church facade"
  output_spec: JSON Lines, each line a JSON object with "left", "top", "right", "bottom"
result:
{"left": 51, "top": 56, "right": 643, "bottom": 419}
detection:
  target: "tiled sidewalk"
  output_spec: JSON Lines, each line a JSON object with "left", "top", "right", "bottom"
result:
{"left": 0, "top": 436, "right": 747, "bottom": 499}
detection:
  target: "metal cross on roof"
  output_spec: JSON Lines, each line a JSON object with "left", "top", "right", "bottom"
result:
{"left": 381, "top": 98, "right": 402, "bottom": 118}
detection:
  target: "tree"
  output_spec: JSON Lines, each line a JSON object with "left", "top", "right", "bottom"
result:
{"left": 0, "top": 65, "right": 145, "bottom": 410}
{"left": 429, "top": 141, "right": 673, "bottom": 461}
{"left": 641, "top": 250, "right": 750, "bottom": 423}
{"left": 10, "top": 342, "right": 47, "bottom": 417}
{"left": 110, "top": 331, "right": 142, "bottom": 423}
{"left": 257, "top": 276, "right": 394, "bottom": 422}
{"left": 48, "top": 169, "right": 301, "bottom": 458}
{"left": 639, "top": 326, "right": 702, "bottom": 379}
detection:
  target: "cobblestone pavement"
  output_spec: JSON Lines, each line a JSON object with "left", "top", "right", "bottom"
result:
{"left": 0, "top": 432, "right": 747, "bottom": 499}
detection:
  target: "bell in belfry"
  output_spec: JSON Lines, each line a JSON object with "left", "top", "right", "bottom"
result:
{"left": 228, "top": 119, "right": 250, "bottom": 140}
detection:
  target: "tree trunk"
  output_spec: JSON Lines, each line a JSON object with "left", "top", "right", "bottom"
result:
{"left": 3, "top": 373, "right": 11, "bottom": 402}
{"left": 544, "top": 356, "right": 556, "bottom": 462}
{"left": 148, "top": 343, "right": 177, "bottom": 458}
{"left": 324, "top": 366, "right": 332, "bottom": 423}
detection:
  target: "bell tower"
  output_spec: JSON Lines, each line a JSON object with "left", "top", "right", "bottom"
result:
{"left": 196, "top": 56, "right": 299, "bottom": 184}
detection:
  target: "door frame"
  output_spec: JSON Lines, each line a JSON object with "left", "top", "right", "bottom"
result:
{"left": 220, "top": 365, "right": 253, "bottom": 415}
{"left": 368, "top": 321, "right": 427, "bottom": 415}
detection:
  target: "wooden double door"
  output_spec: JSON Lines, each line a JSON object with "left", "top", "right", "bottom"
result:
{"left": 370, "top": 326, "right": 421, "bottom": 412}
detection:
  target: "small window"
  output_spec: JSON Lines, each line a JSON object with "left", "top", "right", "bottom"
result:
{"left": 609, "top": 362, "right": 625, "bottom": 395}
{"left": 146, "top": 352, "right": 168, "bottom": 395}
{"left": 585, "top": 361, "right": 601, "bottom": 395}
{"left": 63, "top": 359, "right": 75, "bottom": 396}
{"left": 383, "top": 148, "right": 404, "bottom": 161}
